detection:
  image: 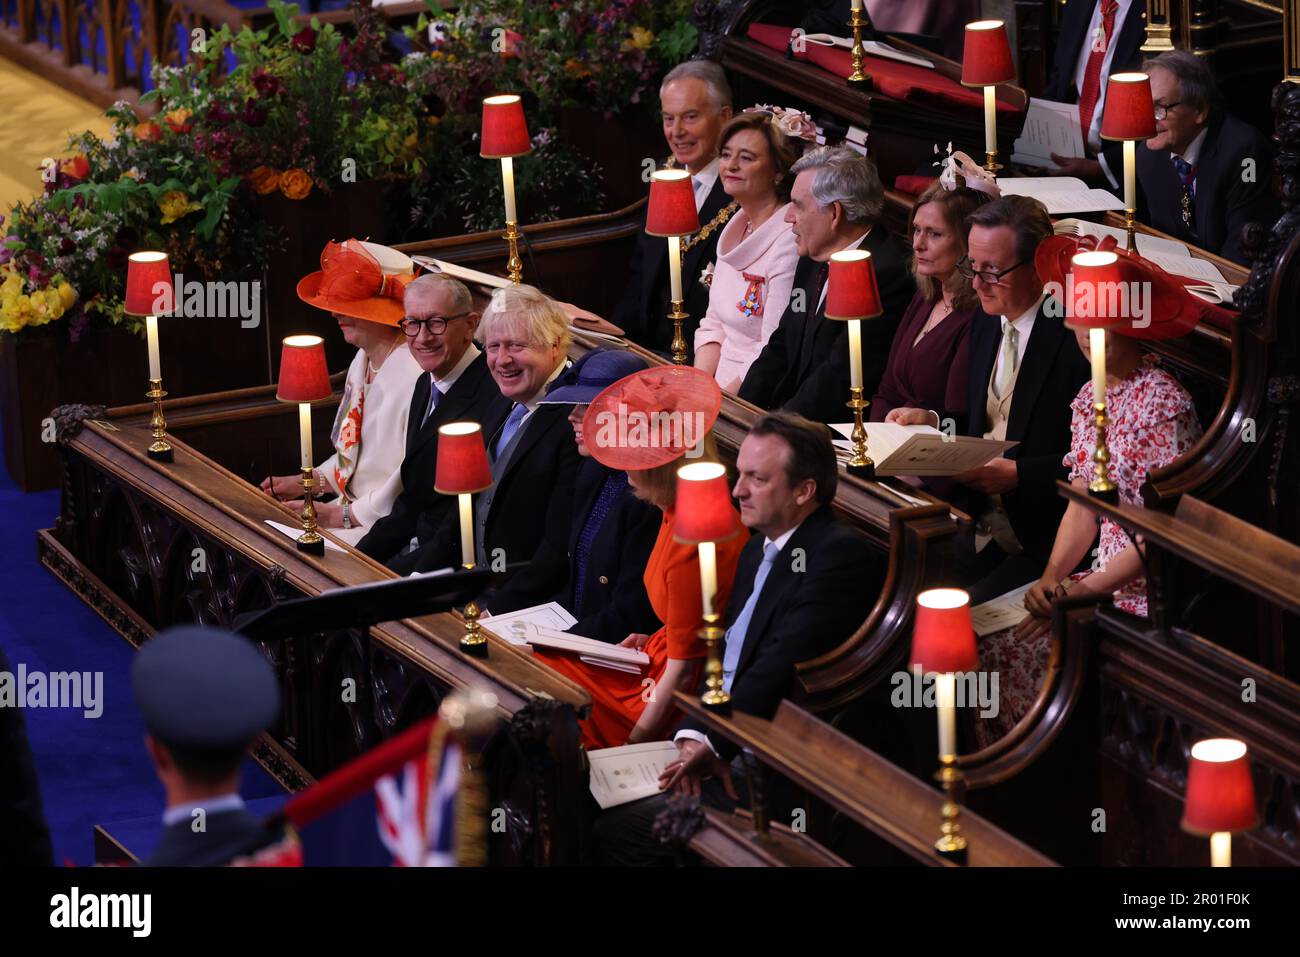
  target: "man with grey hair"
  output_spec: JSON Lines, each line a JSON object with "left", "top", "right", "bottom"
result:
{"left": 358, "top": 274, "right": 510, "bottom": 567}
{"left": 739, "top": 146, "right": 914, "bottom": 423}
{"left": 612, "top": 59, "right": 735, "bottom": 357}
{"left": 1136, "top": 49, "right": 1276, "bottom": 265}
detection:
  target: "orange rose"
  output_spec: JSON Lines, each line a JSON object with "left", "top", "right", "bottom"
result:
{"left": 61, "top": 154, "right": 90, "bottom": 181}
{"left": 164, "top": 108, "right": 193, "bottom": 134}
{"left": 249, "top": 166, "right": 281, "bottom": 195}
{"left": 279, "top": 168, "right": 313, "bottom": 200}
{"left": 134, "top": 121, "right": 163, "bottom": 142}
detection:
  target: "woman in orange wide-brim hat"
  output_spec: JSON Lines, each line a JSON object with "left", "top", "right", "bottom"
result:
{"left": 261, "top": 240, "right": 424, "bottom": 544}
{"left": 531, "top": 366, "right": 748, "bottom": 750}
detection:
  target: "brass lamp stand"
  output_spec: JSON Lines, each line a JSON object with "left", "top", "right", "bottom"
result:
{"left": 935, "top": 756, "right": 968, "bottom": 860}
{"left": 461, "top": 597, "right": 487, "bottom": 658}
{"left": 503, "top": 220, "right": 523, "bottom": 284}
{"left": 699, "top": 613, "right": 729, "bottom": 712}
{"left": 296, "top": 466, "right": 325, "bottom": 555}
{"left": 1089, "top": 401, "right": 1119, "bottom": 503}
{"left": 846, "top": 7, "right": 872, "bottom": 90}
{"left": 669, "top": 298, "right": 689, "bottom": 365}
{"left": 146, "top": 378, "right": 173, "bottom": 462}
{"left": 844, "top": 386, "right": 874, "bottom": 478}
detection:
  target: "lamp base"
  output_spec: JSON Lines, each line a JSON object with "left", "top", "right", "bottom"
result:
{"left": 1088, "top": 480, "right": 1120, "bottom": 505}
{"left": 983, "top": 150, "right": 1004, "bottom": 175}
{"left": 146, "top": 442, "right": 174, "bottom": 462}
{"left": 295, "top": 533, "right": 325, "bottom": 556}
{"left": 933, "top": 759, "right": 969, "bottom": 863}
{"left": 460, "top": 600, "right": 489, "bottom": 658}
{"left": 699, "top": 621, "right": 730, "bottom": 712}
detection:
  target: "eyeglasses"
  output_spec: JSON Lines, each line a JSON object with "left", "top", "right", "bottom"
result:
{"left": 1153, "top": 101, "right": 1182, "bottom": 121}
{"left": 398, "top": 312, "right": 470, "bottom": 337}
{"left": 956, "top": 257, "right": 1030, "bottom": 285}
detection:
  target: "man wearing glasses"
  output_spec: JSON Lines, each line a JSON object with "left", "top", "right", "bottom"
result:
{"left": 358, "top": 275, "right": 510, "bottom": 568}
{"left": 1135, "top": 50, "right": 1277, "bottom": 265}
{"left": 892, "top": 196, "right": 1089, "bottom": 602}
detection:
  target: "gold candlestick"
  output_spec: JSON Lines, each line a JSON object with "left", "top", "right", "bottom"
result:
{"left": 145, "top": 378, "right": 173, "bottom": 462}
{"left": 668, "top": 298, "right": 688, "bottom": 365}
{"left": 296, "top": 466, "right": 325, "bottom": 554}
{"left": 844, "top": 386, "right": 874, "bottom": 479}
{"left": 1123, "top": 207, "right": 1138, "bottom": 253}
{"left": 984, "top": 149, "right": 1004, "bottom": 175}
{"left": 934, "top": 756, "right": 968, "bottom": 859}
{"left": 503, "top": 220, "right": 523, "bottom": 284}
{"left": 846, "top": 8, "right": 872, "bottom": 90}
{"left": 1090, "top": 401, "right": 1119, "bottom": 502}
{"left": 699, "top": 613, "right": 729, "bottom": 711}
{"left": 461, "top": 598, "right": 487, "bottom": 658}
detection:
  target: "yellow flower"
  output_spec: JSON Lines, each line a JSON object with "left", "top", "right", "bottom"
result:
{"left": 622, "top": 26, "right": 654, "bottom": 51}
{"left": 158, "top": 190, "right": 202, "bottom": 225}
{"left": 120, "top": 168, "right": 142, "bottom": 182}
{"left": 249, "top": 166, "right": 280, "bottom": 195}
{"left": 279, "top": 168, "right": 313, "bottom": 200}
{"left": 58, "top": 282, "right": 77, "bottom": 310}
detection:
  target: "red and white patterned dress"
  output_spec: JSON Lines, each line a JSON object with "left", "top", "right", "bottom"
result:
{"left": 973, "top": 357, "right": 1202, "bottom": 746}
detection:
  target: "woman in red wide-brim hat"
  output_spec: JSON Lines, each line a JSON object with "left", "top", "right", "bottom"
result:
{"left": 532, "top": 367, "right": 747, "bottom": 750}
{"left": 262, "top": 240, "right": 424, "bottom": 544}
{"left": 973, "top": 238, "right": 1207, "bottom": 748}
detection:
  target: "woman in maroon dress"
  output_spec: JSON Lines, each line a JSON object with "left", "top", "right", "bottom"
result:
{"left": 871, "top": 181, "right": 993, "bottom": 423}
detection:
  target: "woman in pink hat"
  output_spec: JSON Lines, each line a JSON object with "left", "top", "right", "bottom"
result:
{"left": 533, "top": 367, "right": 748, "bottom": 749}
{"left": 262, "top": 240, "right": 423, "bottom": 544}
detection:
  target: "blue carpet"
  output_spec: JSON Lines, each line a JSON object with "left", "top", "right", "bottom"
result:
{"left": 0, "top": 413, "right": 285, "bottom": 866}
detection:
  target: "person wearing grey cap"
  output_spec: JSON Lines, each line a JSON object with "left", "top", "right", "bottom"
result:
{"left": 133, "top": 626, "right": 289, "bottom": 866}
{"left": 480, "top": 348, "right": 663, "bottom": 644}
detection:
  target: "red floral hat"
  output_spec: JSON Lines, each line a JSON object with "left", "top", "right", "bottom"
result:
{"left": 1034, "top": 233, "right": 1235, "bottom": 339}
{"left": 582, "top": 366, "right": 722, "bottom": 471}
{"left": 295, "top": 239, "right": 416, "bottom": 326}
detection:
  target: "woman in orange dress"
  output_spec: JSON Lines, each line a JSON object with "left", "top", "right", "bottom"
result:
{"left": 534, "top": 367, "right": 745, "bottom": 749}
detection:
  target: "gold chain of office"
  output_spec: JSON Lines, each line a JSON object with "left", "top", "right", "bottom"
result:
{"left": 664, "top": 156, "right": 738, "bottom": 253}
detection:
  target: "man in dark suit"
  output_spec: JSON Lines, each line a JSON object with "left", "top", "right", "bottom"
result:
{"left": 0, "top": 643, "right": 53, "bottom": 865}
{"left": 133, "top": 626, "right": 293, "bottom": 866}
{"left": 593, "top": 413, "right": 880, "bottom": 865}
{"left": 894, "top": 196, "right": 1090, "bottom": 602}
{"left": 611, "top": 60, "right": 735, "bottom": 358}
{"left": 739, "top": 146, "right": 914, "bottom": 423}
{"left": 480, "top": 349, "right": 661, "bottom": 643}
{"left": 1041, "top": 0, "right": 1147, "bottom": 189}
{"left": 359, "top": 275, "right": 511, "bottom": 567}
{"left": 395, "top": 285, "right": 581, "bottom": 580}
{"left": 1136, "top": 50, "right": 1278, "bottom": 265}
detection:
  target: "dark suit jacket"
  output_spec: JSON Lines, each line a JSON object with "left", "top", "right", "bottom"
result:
{"left": 959, "top": 300, "right": 1090, "bottom": 565}
{"left": 1042, "top": 0, "right": 1147, "bottom": 180}
{"left": 676, "top": 506, "right": 880, "bottom": 760}
{"left": 481, "top": 458, "right": 662, "bottom": 643}
{"left": 145, "top": 808, "right": 287, "bottom": 867}
{"left": 737, "top": 226, "right": 915, "bottom": 423}
{"left": 612, "top": 176, "right": 732, "bottom": 358}
{"left": 1136, "top": 112, "right": 1278, "bottom": 265}
{"left": 396, "top": 402, "right": 582, "bottom": 579}
{"left": 359, "top": 352, "right": 511, "bottom": 566}
{"left": 0, "top": 644, "right": 52, "bottom": 866}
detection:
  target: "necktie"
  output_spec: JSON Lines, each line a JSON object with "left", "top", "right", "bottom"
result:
{"left": 992, "top": 318, "right": 1020, "bottom": 400}
{"left": 1077, "top": 0, "right": 1120, "bottom": 147}
{"left": 494, "top": 403, "right": 527, "bottom": 460}
{"left": 721, "top": 542, "right": 780, "bottom": 693}
{"left": 420, "top": 378, "right": 441, "bottom": 428}
{"left": 1172, "top": 156, "right": 1197, "bottom": 228}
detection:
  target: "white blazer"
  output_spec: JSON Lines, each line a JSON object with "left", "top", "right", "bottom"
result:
{"left": 317, "top": 343, "right": 423, "bottom": 544}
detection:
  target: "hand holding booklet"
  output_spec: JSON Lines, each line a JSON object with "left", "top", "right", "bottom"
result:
{"left": 588, "top": 742, "right": 681, "bottom": 809}
{"left": 480, "top": 602, "right": 650, "bottom": 670}
{"left": 970, "top": 583, "right": 1033, "bottom": 636}
{"left": 830, "top": 422, "right": 1016, "bottom": 476}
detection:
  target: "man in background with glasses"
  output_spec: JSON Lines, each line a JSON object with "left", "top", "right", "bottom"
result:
{"left": 358, "top": 275, "right": 510, "bottom": 568}
{"left": 891, "top": 196, "right": 1089, "bottom": 602}
{"left": 1135, "top": 49, "right": 1277, "bottom": 266}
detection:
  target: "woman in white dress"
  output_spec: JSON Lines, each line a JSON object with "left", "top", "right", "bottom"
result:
{"left": 262, "top": 240, "right": 424, "bottom": 545}
{"left": 693, "top": 107, "right": 810, "bottom": 393}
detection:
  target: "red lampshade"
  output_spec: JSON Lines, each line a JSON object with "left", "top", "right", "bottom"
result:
{"left": 1067, "top": 251, "right": 1128, "bottom": 329}
{"left": 911, "top": 588, "right": 978, "bottom": 673}
{"left": 824, "top": 249, "right": 883, "bottom": 321}
{"left": 673, "top": 462, "right": 735, "bottom": 543}
{"left": 124, "top": 251, "right": 173, "bottom": 316}
{"left": 960, "top": 20, "right": 1015, "bottom": 87}
{"left": 1101, "top": 73, "right": 1157, "bottom": 141}
{"left": 480, "top": 94, "right": 532, "bottom": 159}
{"left": 1182, "top": 738, "right": 1258, "bottom": 836}
{"left": 645, "top": 170, "right": 700, "bottom": 238}
{"left": 435, "top": 422, "right": 493, "bottom": 495}
{"left": 276, "top": 335, "right": 332, "bottom": 403}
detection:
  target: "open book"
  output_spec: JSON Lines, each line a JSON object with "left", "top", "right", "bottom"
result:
{"left": 970, "top": 583, "right": 1033, "bottom": 636}
{"left": 1054, "top": 219, "right": 1239, "bottom": 305}
{"left": 1011, "top": 98, "right": 1086, "bottom": 171}
{"left": 799, "top": 33, "right": 935, "bottom": 69}
{"left": 480, "top": 601, "right": 577, "bottom": 646}
{"left": 997, "top": 177, "right": 1125, "bottom": 215}
{"left": 588, "top": 742, "right": 680, "bottom": 809}
{"left": 831, "top": 422, "right": 1015, "bottom": 476}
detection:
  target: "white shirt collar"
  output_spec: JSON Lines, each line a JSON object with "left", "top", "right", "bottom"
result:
{"left": 163, "top": 793, "right": 245, "bottom": 827}
{"left": 764, "top": 518, "right": 806, "bottom": 553}
{"left": 690, "top": 157, "right": 720, "bottom": 210}
{"left": 521, "top": 359, "right": 568, "bottom": 413}
{"left": 431, "top": 342, "right": 480, "bottom": 394}
{"left": 1005, "top": 296, "right": 1043, "bottom": 330}
{"left": 1175, "top": 126, "right": 1210, "bottom": 168}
